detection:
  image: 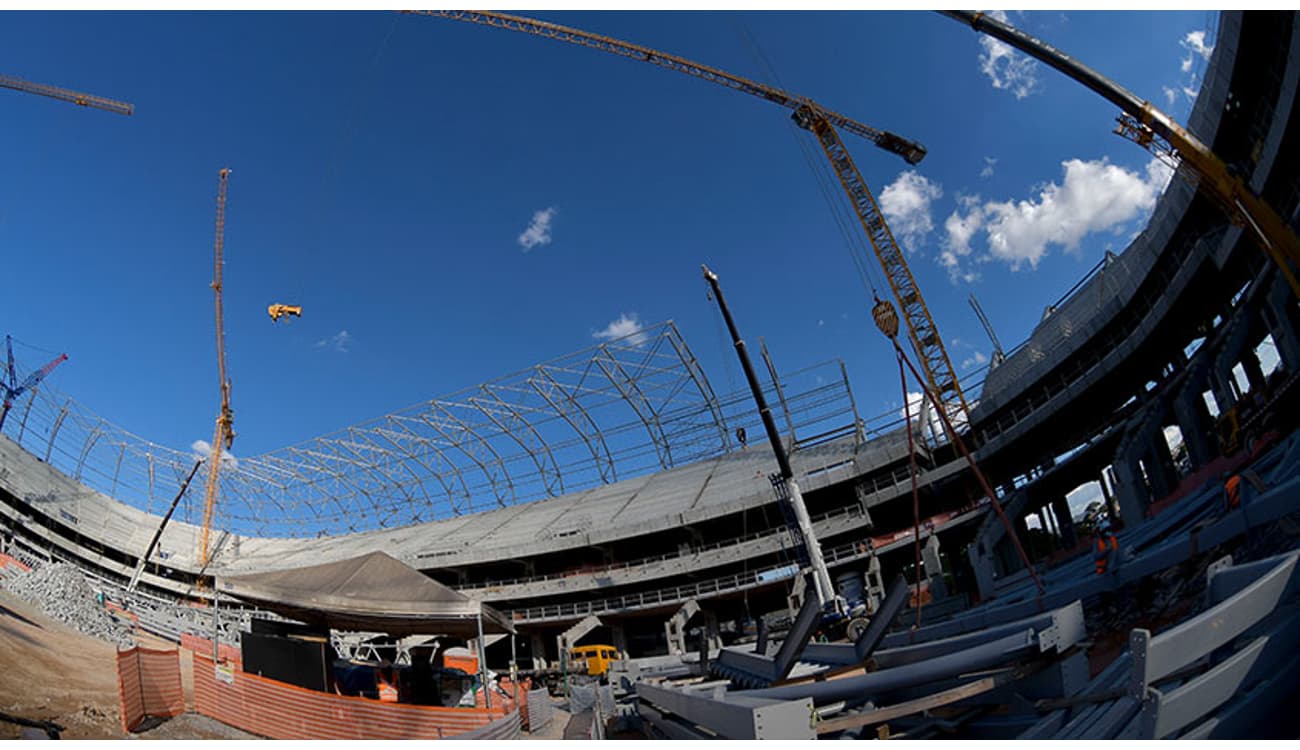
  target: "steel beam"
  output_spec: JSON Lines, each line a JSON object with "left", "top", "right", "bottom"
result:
{"left": 636, "top": 680, "right": 815, "bottom": 740}
{"left": 737, "top": 629, "right": 1041, "bottom": 706}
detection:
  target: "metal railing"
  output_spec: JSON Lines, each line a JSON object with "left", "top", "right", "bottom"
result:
{"left": 504, "top": 502, "right": 988, "bottom": 622}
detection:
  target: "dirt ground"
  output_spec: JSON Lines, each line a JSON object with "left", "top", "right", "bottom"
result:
{"left": 0, "top": 589, "right": 253, "bottom": 740}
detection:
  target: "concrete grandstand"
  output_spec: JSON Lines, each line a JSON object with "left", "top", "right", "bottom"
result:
{"left": 2, "top": 9, "right": 1299, "bottom": 676}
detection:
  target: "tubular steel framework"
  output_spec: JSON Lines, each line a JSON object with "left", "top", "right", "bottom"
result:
{"left": 1, "top": 322, "right": 866, "bottom": 539}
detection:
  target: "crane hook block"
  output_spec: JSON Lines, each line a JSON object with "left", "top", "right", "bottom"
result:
{"left": 268, "top": 303, "right": 303, "bottom": 323}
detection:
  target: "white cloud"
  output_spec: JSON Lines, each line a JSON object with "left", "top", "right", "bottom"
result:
{"left": 191, "top": 439, "right": 239, "bottom": 469}
{"left": 315, "top": 330, "right": 352, "bottom": 353}
{"left": 937, "top": 158, "right": 1173, "bottom": 277}
{"left": 1180, "top": 30, "right": 1213, "bottom": 73}
{"left": 980, "top": 156, "right": 997, "bottom": 179}
{"left": 979, "top": 157, "right": 1173, "bottom": 270}
{"left": 961, "top": 350, "right": 989, "bottom": 371}
{"left": 517, "top": 206, "right": 557, "bottom": 250}
{"left": 879, "top": 170, "right": 943, "bottom": 252}
{"left": 1162, "top": 86, "right": 1177, "bottom": 108}
{"left": 939, "top": 198, "right": 986, "bottom": 283}
{"left": 593, "top": 313, "right": 650, "bottom": 348}
{"left": 978, "top": 11, "right": 1039, "bottom": 99}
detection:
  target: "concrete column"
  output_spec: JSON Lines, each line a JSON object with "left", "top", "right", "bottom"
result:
{"left": 703, "top": 611, "right": 722, "bottom": 654}
{"left": 530, "top": 633, "right": 548, "bottom": 670}
{"left": 1051, "top": 496, "right": 1078, "bottom": 548}
{"left": 1014, "top": 516, "right": 1034, "bottom": 565}
{"left": 864, "top": 552, "right": 885, "bottom": 613}
{"left": 1210, "top": 368, "right": 1238, "bottom": 414}
{"left": 611, "top": 625, "right": 629, "bottom": 656}
{"left": 967, "top": 542, "right": 997, "bottom": 602}
{"left": 1173, "top": 384, "right": 1218, "bottom": 468}
{"left": 1148, "top": 426, "right": 1181, "bottom": 492}
{"left": 1241, "top": 350, "right": 1268, "bottom": 393}
{"left": 1112, "top": 449, "right": 1149, "bottom": 529}
{"left": 921, "top": 534, "right": 947, "bottom": 599}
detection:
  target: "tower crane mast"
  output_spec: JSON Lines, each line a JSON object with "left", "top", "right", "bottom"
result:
{"left": 197, "top": 168, "right": 235, "bottom": 577}
{"left": 0, "top": 73, "right": 133, "bottom": 115}
{"left": 406, "top": 10, "right": 971, "bottom": 431}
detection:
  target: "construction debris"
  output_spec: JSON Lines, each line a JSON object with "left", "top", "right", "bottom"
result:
{"left": 1, "top": 564, "right": 133, "bottom": 648}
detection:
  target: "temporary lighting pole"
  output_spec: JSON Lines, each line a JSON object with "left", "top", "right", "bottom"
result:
{"left": 702, "top": 265, "right": 836, "bottom": 608}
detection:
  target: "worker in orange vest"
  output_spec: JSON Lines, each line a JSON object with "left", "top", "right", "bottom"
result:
{"left": 1225, "top": 473, "right": 1243, "bottom": 510}
{"left": 377, "top": 666, "right": 399, "bottom": 703}
{"left": 1094, "top": 516, "right": 1118, "bottom": 575}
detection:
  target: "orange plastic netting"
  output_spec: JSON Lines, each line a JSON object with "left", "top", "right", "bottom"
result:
{"left": 115, "top": 647, "right": 184, "bottom": 733}
{"left": 191, "top": 654, "right": 510, "bottom": 740}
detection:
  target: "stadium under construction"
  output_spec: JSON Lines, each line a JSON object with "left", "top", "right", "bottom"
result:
{"left": 2, "top": 8, "right": 1300, "bottom": 741}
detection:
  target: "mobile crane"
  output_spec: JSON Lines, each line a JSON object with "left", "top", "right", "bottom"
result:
{"left": 405, "top": 10, "right": 972, "bottom": 435}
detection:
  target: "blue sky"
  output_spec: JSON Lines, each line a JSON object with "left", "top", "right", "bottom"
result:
{"left": 1, "top": 9, "right": 1221, "bottom": 463}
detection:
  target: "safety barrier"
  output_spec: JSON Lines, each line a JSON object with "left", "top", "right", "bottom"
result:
{"left": 180, "top": 632, "right": 242, "bottom": 667}
{"left": 191, "top": 653, "right": 509, "bottom": 739}
{"left": 115, "top": 647, "right": 184, "bottom": 734}
{"left": 526, "top": 687, "right": 553, "bottom": 731}
{"left": 452, "top": 708, "right": 523, "bottom": 739}
{"left": 471, "top": 677, "right": 530, "bottom": 722}
{"left": 0, "top": 551, "right": 31, "bottom": 573}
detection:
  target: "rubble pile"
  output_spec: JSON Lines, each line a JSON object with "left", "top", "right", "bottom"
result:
{"left": 1, "top": 563, "right": 133, "bottom": 648}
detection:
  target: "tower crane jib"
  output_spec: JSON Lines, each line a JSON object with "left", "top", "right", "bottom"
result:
{"left": 407, "top": 10, "right": 971, "bottom": 432}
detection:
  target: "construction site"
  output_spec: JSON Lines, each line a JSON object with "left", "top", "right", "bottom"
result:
{"left": 2, "top": 8, "right": 1300, "bottom": 741}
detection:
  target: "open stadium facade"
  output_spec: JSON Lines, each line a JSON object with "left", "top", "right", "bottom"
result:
{"left": 3, "top": 10, "right": 1300, "bottom": 668}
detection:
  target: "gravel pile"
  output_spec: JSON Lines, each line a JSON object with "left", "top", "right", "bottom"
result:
{"left": 1, "top": 564, "right": 134, "bottom": 648}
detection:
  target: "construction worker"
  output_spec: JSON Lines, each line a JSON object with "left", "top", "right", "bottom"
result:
{"left": 1094, "top": 516, "right": 1118, "bottom": 575}
{"left": 376, "top": 666, "right": 399, "bottom": 703}
{"left": 1225, "top": 473, "right": 1243, "bottom": 510}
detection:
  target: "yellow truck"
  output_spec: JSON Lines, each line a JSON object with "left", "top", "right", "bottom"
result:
{"left": 568, "top": 644, "right": 622, "bottom": 678}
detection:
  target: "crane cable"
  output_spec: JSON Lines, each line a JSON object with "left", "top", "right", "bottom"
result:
{"left": 729, "top": 18, "right": 886, "bottom": 300}
{"left": 897, "top": 346, "right": 925, "bottom": 631}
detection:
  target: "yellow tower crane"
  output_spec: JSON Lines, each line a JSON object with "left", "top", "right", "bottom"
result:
{"left": 197, "top": 168, "right": 235, "bottom": 578}
{"left": 0, "top": 73, "right": 133, "bottom": 115}
{"left": 405, "top": 10, "right": 972, "bottom": 432}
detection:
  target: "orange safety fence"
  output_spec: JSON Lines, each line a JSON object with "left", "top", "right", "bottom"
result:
{"left": 192, "top": 654, "right": 510, "bottom": 740}
{"left": 471, "top": 677, "right": 532, "bottom": 725}
{"left": 0, "top": 552, "right": 31, "bottom": 573}
{"left": 115, "top": 647, "right": 184, "bottom": 734}
{"left": 180, "top": 632, "right": 242, "bottom": 667}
